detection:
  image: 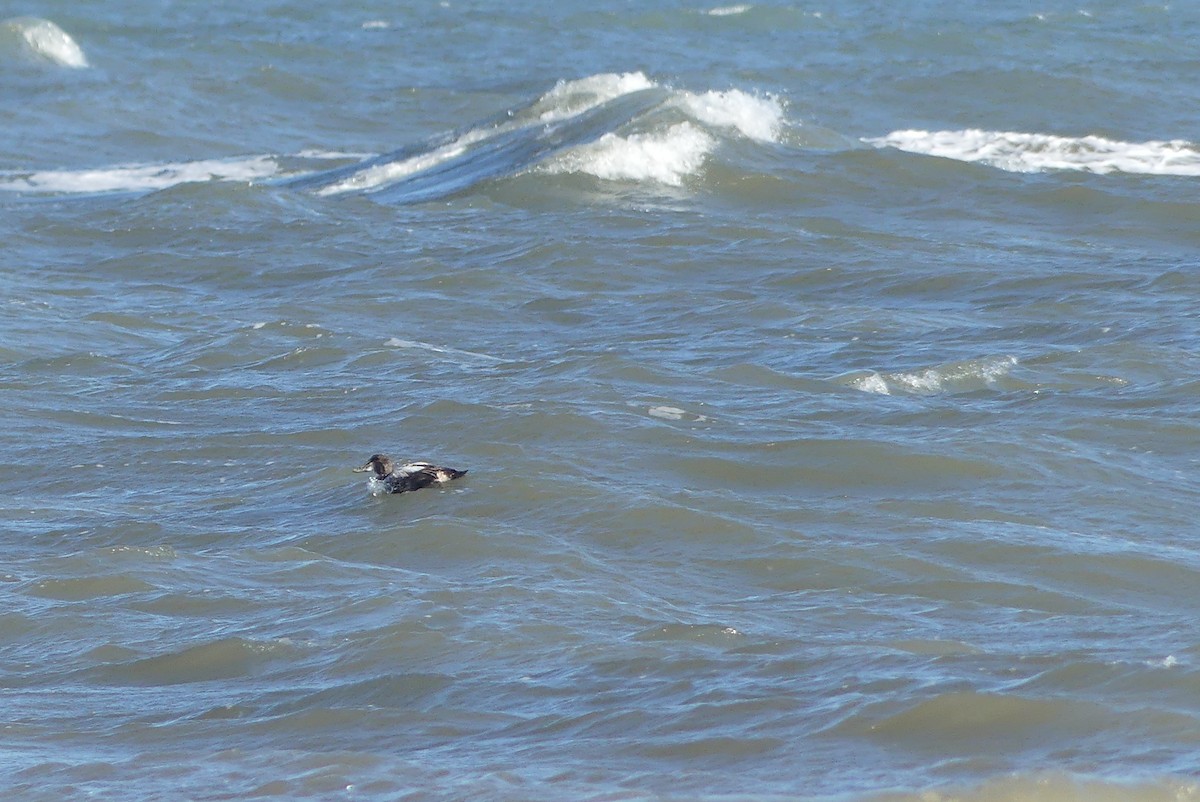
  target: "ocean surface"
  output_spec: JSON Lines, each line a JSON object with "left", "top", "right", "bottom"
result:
{"left": 3, "top": 2, "right": 1200, "bottom": 799}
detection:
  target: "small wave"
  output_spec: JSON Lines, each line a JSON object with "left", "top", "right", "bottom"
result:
{"left": 111, "top": 637, "right": 297, "bottom": 685}
{"left": 839, "top": 355, "right": 1018, "bottom": 396}
{"left": 865, "top": 128, "right": 1200, "bottom": 176}
{"left": 1, "top": 17, "right": 88, "bottom": 68}
{"left": 882, "top": 772, "right": 1200, "bottom": 802}
{"left": 384, "top": 338, "right": 505, "bottom": 364}
{"left": 705, "top": 5, "right": 753, "bottom": 16}
{"left": 0, "top": 155, "right": 281, "bottom": 195}
{"left": 633, "top": 622, "right": 742, "bottom": 643}
{"left": 27, "top": 575, "right": 156, "bottom": 601}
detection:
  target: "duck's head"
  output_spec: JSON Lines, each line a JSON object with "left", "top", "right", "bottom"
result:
{"left": 353, "top": 454, "right": 394, "bottom": 478}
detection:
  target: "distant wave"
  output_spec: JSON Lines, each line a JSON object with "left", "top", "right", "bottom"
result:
{"left": 705, "top": 5, "right": 753, "bottom": 17}
{"left": 865, "top": 128, "right": 1200, "bottom": 176}
{"left": 838, "top": 355, "right": 1019, "bottom": 396}
{"left": 1, "top": 16, "right": 88, "bottom": 68}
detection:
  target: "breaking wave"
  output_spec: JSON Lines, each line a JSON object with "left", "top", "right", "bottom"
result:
{"left": 0, "top": 156, "right": 282, "bottom": 195}
{"left": 839, "top": 355, "right": 1019, "bottom": 396}
{"left": 0, "top": 72, "right": 788, "bottom": 202}
{"left": 301, "top": 72, "right": 787, "bottom": 200}
{"left": 865, "top": 128, "right": 1200, "bottom": 176}
{"left": 1, "top": 16, "right": 88, "bottom": 68}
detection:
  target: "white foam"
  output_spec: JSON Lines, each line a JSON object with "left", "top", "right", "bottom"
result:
{"left": 544, "top": 122, "right": 714, "bottom": 186}
{"left": 850, "top": 373, "right": 891, "bottom": 396}
{"left": 295, "top": 149, "right": 374, "bottom": 160}
{"left": 865, "top": 129, "right": 1200, "bottom": 176}
{"left": 4, "top": 17, "right": 88, "bottom": 68}
{"left": 0, "top": 155, "right": 279, "bottom": 194}
{"left": 537, "top": 72, "right": 657, "bottom": 121}
{"left": 542, "top": 85, "right": 784, "bottom": 186}
{"left": 677, "top": 89, "right": 784, "bottom": 143}
{"left": 645, "top": 404, "right": 709, "bottom": 422}
{"left": 846, "top": 355, "right": 1018, "bottom": 396}
{"left": 706, "top": 5, "right": 752, "bottom": 16}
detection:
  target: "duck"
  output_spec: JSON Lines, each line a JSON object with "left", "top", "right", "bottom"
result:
{"left": 353, "top": 453, "right": 468, "bottom": 494}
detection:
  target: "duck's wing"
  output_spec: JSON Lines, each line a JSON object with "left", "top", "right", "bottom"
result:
{"left": 392, "top": 462, "right": 467, "bottom": 489}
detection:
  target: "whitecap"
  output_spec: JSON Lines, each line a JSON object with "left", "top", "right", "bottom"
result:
{"left": 865, "top": 128, "right": 1200, "bottom": 176}
{"left": 543, "top": 122, "right": 714, "bottom": 186}
{"left": 706, "top": 5, "right": 752, "bottom": 16}
{"left": 646, "top": 404, "right": 709, "bottom": 422}
{"left": 677, "top": 89, "right": 785, "bottom": 143}
{"left": 842, "top": 355, "right": 1019, "bottom": 396}
{"left": 536, "top": 71, "right": 657, "bottom": 122}
{"left": 849, "top": 372, "right": 892, "bottom": 396}
{"left": 0, "top": 155, "right": 279, "bottom": 195}
{"left": 3, "top": 16, "right": 88, "bottom": 68}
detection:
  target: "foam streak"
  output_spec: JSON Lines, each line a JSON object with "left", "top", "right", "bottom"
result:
{"left": 866, "top": 129, "right": 1200, "bottom": 176}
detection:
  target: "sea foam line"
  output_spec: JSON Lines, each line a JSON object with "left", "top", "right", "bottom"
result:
{"left": 0, "top": 156, "right": 282, "bottom": 194}
{"left": 865, "top": 129, "right": 1200, "bottom": 176}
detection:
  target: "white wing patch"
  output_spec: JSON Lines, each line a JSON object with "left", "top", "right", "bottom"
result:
{"left": 393, "top": 462, "right": 436, "bottom": 478}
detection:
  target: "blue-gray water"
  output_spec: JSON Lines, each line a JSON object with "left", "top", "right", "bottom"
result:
{"left": 3, "top": 2, "right": 1200, "bottom": 800}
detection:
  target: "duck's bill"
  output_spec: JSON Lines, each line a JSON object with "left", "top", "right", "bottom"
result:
{"left": 352, "top": 463, "right": 371, "bottom": 472}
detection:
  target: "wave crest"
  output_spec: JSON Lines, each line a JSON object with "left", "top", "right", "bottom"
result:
{"left": 840, "top": 355, "right": 1019, "bottom": 396}
{"left": 2, "top": 16, "right": 88, "bottom": 68}
{"left": 866, "top": 128, "right": 1200, "bottom": 176}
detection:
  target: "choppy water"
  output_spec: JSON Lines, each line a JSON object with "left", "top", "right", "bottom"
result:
{"left": 4, "top": 2, "right": 1200, "bottom": 800}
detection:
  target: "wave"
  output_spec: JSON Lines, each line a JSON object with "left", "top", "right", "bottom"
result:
{"left": 0, "top": 155, "right": 283, "bottom": 195}
{"left": 874, "top": 773, "right": 1200, "bottom": 802}
{"left": 539, "top": 86, "right": 783, "bottom": 187}
{"left": 297, "top": 72, "right": 786, "bottom": 201}
{"left": 865, "top": 128, "right": 1200, "bottom": 176}
{"left": 837, "top": 355, "right": 1019, "bottom": 396}
{"left": 0, "top": 72, "right": 787, "bottom": 202}
{"left": 705, "top": 5, "right": 753, "bottom": 16}
{"left": 1, "top": 16, "right": 88, "bottom": 68}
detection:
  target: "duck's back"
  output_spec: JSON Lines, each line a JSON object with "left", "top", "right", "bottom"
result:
{"left": 385, "top": 462, "right": 468, "bottom": 493}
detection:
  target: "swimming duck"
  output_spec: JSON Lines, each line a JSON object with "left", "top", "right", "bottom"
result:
{"left": 353, "top": 453, "right": 468, "bottom": 494}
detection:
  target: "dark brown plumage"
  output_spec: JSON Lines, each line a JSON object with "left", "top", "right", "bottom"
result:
{"left": 353, "top": 454, "right": 468, "bottom": 494}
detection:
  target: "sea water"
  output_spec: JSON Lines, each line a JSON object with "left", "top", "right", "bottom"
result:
{"left": 3, "top": 2, "right": 1200, "bottom": 800}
